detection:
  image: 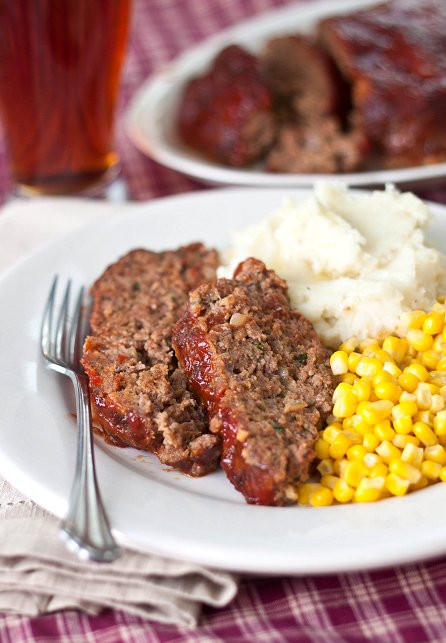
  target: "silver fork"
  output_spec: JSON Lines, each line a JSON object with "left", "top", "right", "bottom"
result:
{"left": 40, "top": 276, "right": 121, "bottom": 562}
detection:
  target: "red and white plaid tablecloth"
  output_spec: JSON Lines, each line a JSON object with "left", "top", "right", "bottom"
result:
{"left": 2, "top": 0, "right": 446, "bottom": 641}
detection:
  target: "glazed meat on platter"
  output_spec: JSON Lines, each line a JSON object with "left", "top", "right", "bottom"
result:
{"left": 173, "top": 258, "right": 335, "bottom": 506}
{"left": 176, "top": 0, "right": 446, "bottom": 173}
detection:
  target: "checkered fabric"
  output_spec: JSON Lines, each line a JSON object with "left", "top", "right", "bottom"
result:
{"left": 2, "top": 0, "right": 446, "bottom": 641}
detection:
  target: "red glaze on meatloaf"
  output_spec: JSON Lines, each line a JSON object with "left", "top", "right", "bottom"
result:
{"left": 172, "top": 258, "right": 335, "bottom": 505}
{"left": 82, "top": 244, "right": 221, "bottom": 476}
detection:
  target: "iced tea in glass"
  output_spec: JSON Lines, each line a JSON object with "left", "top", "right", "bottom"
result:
{"left": 0, "top": 0, "right": 131, "bottom": 195}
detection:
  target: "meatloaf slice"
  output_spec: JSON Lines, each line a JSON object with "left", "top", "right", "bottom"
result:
{"left": 172, "top": 258, "right": 335, "bottom": 505}
{"left": 261, "top": 35, "right": 347, "bottom": 120}
{"left": 82, "top": 244, "right": 221, "bottom": 477}
{"left": 177, "top": 45, "right": 276, "bottom": 167}
{"left": 266, "top": 118, "right": 368, "bottom": 174}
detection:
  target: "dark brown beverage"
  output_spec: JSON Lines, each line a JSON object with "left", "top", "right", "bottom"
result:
{"left": 0, "top": 0, "right": 131, "bottom": 195}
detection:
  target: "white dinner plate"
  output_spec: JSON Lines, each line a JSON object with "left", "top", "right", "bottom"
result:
{"left": 2, "top": 187, "right": 446, "bottom": 575}
{"left": 126, "top": 0, "right": 446, "bottom": 190}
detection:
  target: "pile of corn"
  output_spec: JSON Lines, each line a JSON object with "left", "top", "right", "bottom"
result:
{"left": 297, "top": 305, "right": 446, "bottom": 507}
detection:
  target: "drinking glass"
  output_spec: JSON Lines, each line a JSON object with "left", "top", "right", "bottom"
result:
{"left": 0, "top": 0, "right": 131, "bottom": 196}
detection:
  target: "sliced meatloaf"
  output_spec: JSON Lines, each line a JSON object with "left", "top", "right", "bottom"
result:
{"left": 172, "top": 258, "right": 335, "bottom": 505}
{"left": 82, "top": 244, "right": 221, "bottom": 476}
{"left": 177, "top": 45, "right": 276, "bottom": 167}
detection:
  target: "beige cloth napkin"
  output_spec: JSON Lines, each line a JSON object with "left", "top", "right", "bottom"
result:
{"left": 0, "top": 197, "right": 238, "bottom": 625}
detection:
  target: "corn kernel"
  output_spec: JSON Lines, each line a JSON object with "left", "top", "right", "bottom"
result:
{"left": 333, "top": 458, "right": 348, "bottom": 477}
{"left": 342, "top": 461, "right": 368, "bottom": 488}
{"left": 374, "top": 420, "right": 396, "bottom": 441}
{"left": 330, "top": 351, "right": 349, "bottom": 375}
{"left": 340, "top": 372, "right": 358, "bottom": 385}
{"left": 333, "top": 391, "right": 358, "bottom": 418}
{"left": 402, "top": 310, "right": 425, "bottom": 330}
{"left": 436, "top": 358, "right": 446, "bottom": 371}
{"left": 386, "top": 473, "right": 410, "bottom": 496}
{"left": 392, "top": 400, "right": 418, "bottom": 420}
{"left": 375, "top": 349, "right": 393, "bottom": 364}
{"left": 415, "top": 384, "right": 432, "bottom": 410}
{"left": 339, "top": 337, "right": 358, "bottom": 354}
{"left": 423, "top": 312, "right": 444, "bottom": 335}
{"left": 351, "top": 414, "right": 370, "bottom": 436}
{"left": 333, "top": 382, "right": 353, "bottom": 402}
{"left": 389, "top": 459, "right": 421, "bottom": 484}
{"left": 346, "top": 444, "right": 368, "bottom": 461}
{"left": 374, "top": 381, "right": 402, "bottom": 403}
{"left": 363, "top": 453, "right": 381, "bottom": 468}
{"left": 393, "top": 434, "right": 420, "bottom": 448}
{"left": 376, "top": 440, "right": 402, "bottom": 464}
{"left": 320, "top": 474, "right": 339, "bottom": 490}
{"left": 421, "top": 350, "right": 441, "bottom": 370}
{"left": 323, "top": 424, "right": 342, "bottom": 443}
{"left": 373, "top": 371, "right": 395, "bottom": 385}
{"left": 329, "top": 434, "right": 353, "bottom": 459}
{"left": 363, "top": 432, "right": 381, "bottom": 451}
{"left": 434, "top": 334, "right": 446, "bottom": 351}
{"left": 383, "top": 336, "right": 408, "bottom": 363}
{"left": 360, "top": 400, "right": 393, "bottom": 424}
{"left": 343, "top": 429, "right": 361, "bottom": 443}
{"left": 398, "top": 371, "right": 420, "bottom": 393}
{"left": 411, "top": 474, "right": 429, "bottom": 491}
{"left": 309, "top": 486, "right": 334, "bottom": 507}
{"left": 404, "top": 363, "right": 429, "bottom": 382}
{"left": 407, "top": 329, "right": 433, "bottom": 352}
{"left": 383, "top": 362, "right": 402, "bottom": 378}
{"left": 413, "top": 410, "right": 434, "bottom": 426}
{"left": 434, "top": 411, "right": 446, "bottom": 436}
{"left": 370, "top": 463, "right": 389, "bottom": 478}
{"left": 355, "top": 477, "right": 385, "bottom": 502}
{"left": 421, "top": 460, "right": 442, "bottom": 480}
{"left": 314, "top": 438, "right": 330, "bottom": 459}
{"left": 439, "top": 467, "right": 446, "bottom": 482}
{"left": 360, "top": 339, "right": 380, "bottom": 353}
{"left": 401, "top": 443, "right": 424, "bottom": 468}
{"left": 393, "top": 416, "right": 413, "bottom": 435}
{"left": 333, "top": 479, "right": 354, "bottom": 503}
{"left": 356, "top": 357, "right": 382, "bottom": 378}
{"left": 413, "top": 421, "right": 438, "bottom": 446}
{"left": 424, "top": 445, "right": 446, "bottom": 465}
{"left": 348, "top": 352, "right": 362, "bottom": 373}
{"left": 298, "top": 483, "right": 320, "bottom": 505}
{"left": 431, "top": 394, "right": 445, "bottom": 413}
{"left": 317, "top": 459, "right": 335, "bottom": 476}
{"left": 342, "top": 416, "right": 355, "bottom": 430}
{"left": 352, "top": 379, "right": 372, "bottom": 402}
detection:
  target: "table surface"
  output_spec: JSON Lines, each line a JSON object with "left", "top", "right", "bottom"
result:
{"left": 2, "top": 0, "right": 446, "bottom": 641}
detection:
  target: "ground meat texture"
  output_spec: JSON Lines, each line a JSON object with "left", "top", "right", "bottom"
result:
{"left": 177, "top": 45, "right": 276, "bottom": 167}
{"left": 318, "top": 0, "right": 446, "bottom": 167}
{"left": 266, "top": 117, "right": 369, "bottom": 174}
{"left": 82, "top": 244, "right": 221, "bottom": 477}
{"left": 172, "top": 258, "right": 336, "bottom": 506}
{"left": 261, "top": 35, "right": 347, "bottom": 121}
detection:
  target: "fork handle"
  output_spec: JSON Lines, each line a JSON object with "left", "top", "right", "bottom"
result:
{"left": 61, "top": 372, "right": 121, "bottom": 562}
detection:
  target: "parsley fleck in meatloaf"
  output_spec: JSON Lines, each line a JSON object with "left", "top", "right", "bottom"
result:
{"left": 82, "top": 244, "right": 221, "bottom": 476}
{"left": 172, "top": 258, "right": 336, "bottom": 505}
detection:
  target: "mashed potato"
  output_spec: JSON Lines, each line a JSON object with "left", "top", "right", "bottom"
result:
{"left": 219, "top": 183, "right": 446, "bottom": 347}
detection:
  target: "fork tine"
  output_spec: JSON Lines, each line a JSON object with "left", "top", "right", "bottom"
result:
{"left": 41, "top": 275, "right": 58, "bottom": 358}
{"left": 55, "top": 279, "right": 72, "bottom": 363}
{"left": 69, "top": 286, "right": 85, "bottom": 368}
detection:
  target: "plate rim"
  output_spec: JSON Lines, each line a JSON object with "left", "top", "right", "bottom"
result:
{"left": 2, "top": 186, "right": 446, "bottom": 574}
